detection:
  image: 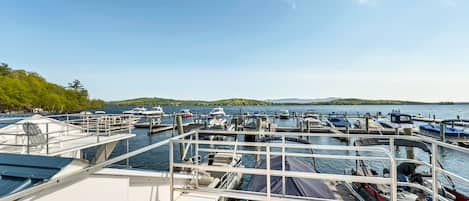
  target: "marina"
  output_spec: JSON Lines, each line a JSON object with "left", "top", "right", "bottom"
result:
{"left": 2, "top": 1, "right": 469, "bottom": 200}
{"left": 0, "top": 105, "right": 469, "bottom": 201}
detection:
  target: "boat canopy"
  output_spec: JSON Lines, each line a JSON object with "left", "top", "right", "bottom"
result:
{"left": 247, "top": 156, "right": 335, "bottom": 199}
{"left": 390, "top": 112, "right": 413, "bottom": 124}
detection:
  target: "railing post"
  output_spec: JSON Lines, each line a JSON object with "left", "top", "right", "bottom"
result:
{"left": 26, "top": 131, "right": 30, "bottom": 154}
{"left": 281, "top": 133, "right": 286, "bottom": 196}
{"left": 432, "top": 143, "right": 439, "bottom": 201}
{"left": 96, "top": 118, "right": 100, "bottom": 143}
{"left": 389, "top": 138, "right": 397, "bottom": 201}
{"left": 125, "top": 139, "right": 129, "bottom": 168}
{"left": 46, "top": 123, "right": 49, "bottom": 155}
{"left": 195, "top": 131, "right": 199, "bottom": 188}
{"left": 169, "top": 139, "right": 174, "bottom": 201}
{"left": 266, "top": 144, "right": 271, "bottom": 201}
{"left": 86, "top": 115, "right": 89, "bottom": 134}
{"left": 365, "top": 116, "right": 369, "bottom": 133}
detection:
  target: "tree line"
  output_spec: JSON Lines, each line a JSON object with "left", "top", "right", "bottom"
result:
{"left": 0, "top": 63, "right": 104, "bottom": 113}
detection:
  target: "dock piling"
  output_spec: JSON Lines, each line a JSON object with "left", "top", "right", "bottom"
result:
{"left": 176, "top": 115, "right": 185, "bottom": 160}
{"left": 440, "top": 123, "right": 446, "bottom": 142}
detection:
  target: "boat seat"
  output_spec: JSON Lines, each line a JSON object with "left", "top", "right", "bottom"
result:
{"left": 22, "top": 122, "right": 47, "bottom": 149}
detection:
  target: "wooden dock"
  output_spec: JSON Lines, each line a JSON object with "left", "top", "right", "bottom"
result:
{"left": 147, "top": 123, "right": 203, "bottom": 135}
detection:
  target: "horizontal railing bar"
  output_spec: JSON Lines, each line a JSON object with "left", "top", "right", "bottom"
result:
{"left": 437, "top": 167, "right": 469, "bottom": 184}
{"left": 198, "top": 148, "right": 390, "bottom": 161}
{"left": 176, "top": 187, "right": 336, "bottom": 201}
{"left": 173, "top": 163, "right": 392, "bottom": 184}
{"left": 198, "top": 130, "right": 469, "bottom": 154}
{"left": 174, "top": 139, "right": 390, "bottom": 154}
{"left": 396, "top": 158, "right": 432, "bottom": 167}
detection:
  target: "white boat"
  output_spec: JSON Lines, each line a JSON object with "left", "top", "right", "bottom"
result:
{"left": 141, "top": 106, "right": 164, "bottom": 116}
{"left": 94, "top": 110, "right": 106, "bottom": 115}
{"left": 209, "top": 107, "right": 225, "bottom": 116}
{"left": 353, "top": 118, "right": 384, "bottom": 129}
{"left": 302, "top": 112, "right": 322, "bottom": 128}
{"left": 122, "top": 107, "right": 147, "bottom": 115}
{"left": 378, "top": 111, "right": 416, "bottom": 132}
{"left": 278, "top": 110, "right": 290, "bottom": 119}
{"left": 208, "top": 115, "right": 232, "bottom": 130}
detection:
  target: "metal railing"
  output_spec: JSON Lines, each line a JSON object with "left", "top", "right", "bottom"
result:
{"left": 168, "top": 130, "right": 469, "bottom": 201}
{"left": 0, "top": 130, "right": 467, "bottom": 201}
{"left": 0, "top": 113, "right": 135, "bottom": 155}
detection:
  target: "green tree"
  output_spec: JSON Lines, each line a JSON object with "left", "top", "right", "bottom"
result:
{"left": 68, "top": 79, "right": 84, "bottom": 91}
{"left": 0, "top": 63, "right": 104, "bottom": 113}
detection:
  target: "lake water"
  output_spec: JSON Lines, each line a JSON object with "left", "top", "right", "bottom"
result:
{"left": 91, "top": 104, "right": 469, "bottom": 195}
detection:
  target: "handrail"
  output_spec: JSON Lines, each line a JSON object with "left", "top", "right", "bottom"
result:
{"left": 0, "top": 114, "right": 135, "bottom": 154}
{"left": 1, "top": 129, "right": 467, "bottom": 201}
{"left": 170, "top": 130, "right": 468, "bottom": 201}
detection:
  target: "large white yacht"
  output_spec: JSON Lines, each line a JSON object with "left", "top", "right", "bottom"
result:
{"left": 209, "top": 107, "right": 225, "bottom": 117}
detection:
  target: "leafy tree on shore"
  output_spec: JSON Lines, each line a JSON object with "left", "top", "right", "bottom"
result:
{"left": 0, "top": 63, "right": 104, "bottom": 113}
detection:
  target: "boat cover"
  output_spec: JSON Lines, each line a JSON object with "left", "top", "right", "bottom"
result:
{"left": 0, "top": 153, "right": 73, "bottom": 197}
{"left": 247, "top": 156, "right": 335, "bottom": 199}
{"left": 419, "top": 124, "right": 469, "bottom": 137}
{"left": 328, "top": 117, "right": 350, "bottom": 127}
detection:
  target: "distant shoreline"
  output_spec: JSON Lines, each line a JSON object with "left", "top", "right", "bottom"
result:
{"left": 107, "top": 97, "right": 464, "bottom": 107}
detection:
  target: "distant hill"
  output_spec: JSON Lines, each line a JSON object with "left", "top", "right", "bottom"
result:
{"left": 266, "top": 97, "right": 339, "bottom": 103}
{"left": 107, "top": 97, "right": 272, "bottom": 106}
{"left": 108, "top": 97, "right": 455, "bottom": 106}
{"left": 309, "top": 98, "right": 430, "bottom": 105}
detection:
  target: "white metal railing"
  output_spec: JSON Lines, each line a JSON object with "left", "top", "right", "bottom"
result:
{"left": 168, "top": 130, "right": 469, "bottom": 201}
{"left": 0, "top": 114, "right": 135, "bottom": 155}
{"left": 0, "top": 129, "right": 467, "bottom": 201}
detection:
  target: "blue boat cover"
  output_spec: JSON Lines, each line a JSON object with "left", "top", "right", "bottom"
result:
{"left": 419, "top": 124, "right": 469, "bottom": 137}
{"left": 247, "top": 156, "right": 335, "bottom": 199}
{"left": 0, "top": 153, "right": 73, "bottom": 197}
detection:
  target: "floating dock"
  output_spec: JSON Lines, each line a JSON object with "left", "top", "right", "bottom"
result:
{"left": 147, "top": 123, "right": 203, "bottom": 135}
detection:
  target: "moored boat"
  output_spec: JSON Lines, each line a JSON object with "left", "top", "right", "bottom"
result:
{"left": 302, "top": 111, "right": 322, "bottom": 128}
{"left": 350, "top": 138, "right": 468, "bottom": 201}
{"left": 209, "top": 107, "right": 225, "bottom": 117}
{"left": 278, "top": 110, "right": 290, "bottom": 119}
{"left": 179, "top": 109, "right": 193, "bottom": 118}
{"left": 378, "top": 111, "right": 416, "bottom": 132}
{"left": 327, "top": 116, "right": 351, "bottom": 128}
{"left": 122, "top": 107, "right": 147, "bottom": 115}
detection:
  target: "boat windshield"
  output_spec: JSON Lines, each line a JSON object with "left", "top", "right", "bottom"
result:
{"left": 400, "top": 115, "right": 411, "bottom": 122}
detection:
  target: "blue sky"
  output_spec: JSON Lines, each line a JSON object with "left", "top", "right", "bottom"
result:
{"left": 1, "top": 0, "right": 469, "bottom": 102}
